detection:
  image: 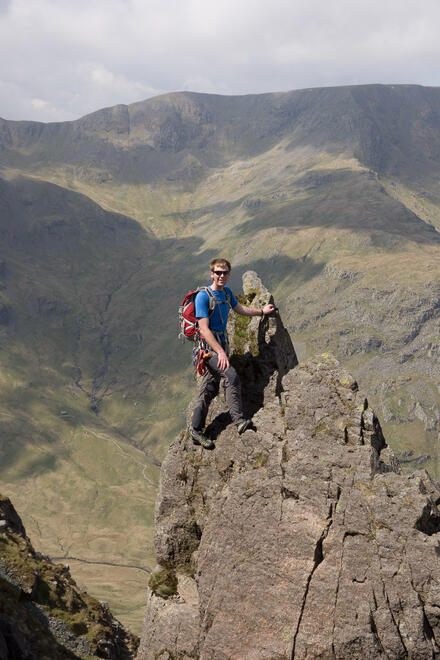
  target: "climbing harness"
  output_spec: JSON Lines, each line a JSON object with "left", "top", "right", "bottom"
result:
{"left": 192, "top": 347, "right": 212, "bottom": 376}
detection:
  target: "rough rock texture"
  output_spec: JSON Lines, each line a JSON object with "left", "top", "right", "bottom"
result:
{"left": 138, "top": 274, "right": 440, "bottom": 659}
{"left": 285, "top": 270, "right": 440, "bottom": 462}
{"left": 0, "top": 494, "right": 139, "bottom": 659}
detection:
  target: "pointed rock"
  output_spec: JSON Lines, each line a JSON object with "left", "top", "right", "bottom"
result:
{"left": 137, "top": 275, "right": 440, "bottom": 660}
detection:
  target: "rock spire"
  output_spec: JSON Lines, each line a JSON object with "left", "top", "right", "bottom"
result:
{"left": 137, "top": 273, "right": 440, "bottom": 659}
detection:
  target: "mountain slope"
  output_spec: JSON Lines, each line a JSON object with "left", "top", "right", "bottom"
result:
{"left": 1, "top": 84, "right": 440, "bottom": 632}
{"left": 0, "top": 493, "right": 138, "bottom": 659}
{"left": 0, "top": 172, "right": 206, "bottom": 632}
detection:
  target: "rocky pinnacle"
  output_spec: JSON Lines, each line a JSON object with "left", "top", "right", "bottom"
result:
{"left": 137, "top": 272, "right": 440, "bottom": 660}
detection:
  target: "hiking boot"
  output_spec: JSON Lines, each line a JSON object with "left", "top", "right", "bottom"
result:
{"left": 236, "top": 419, "right": 252, "bottom": 435}
{"left": 190, "top": 428, "right": 215, "bottom": 450}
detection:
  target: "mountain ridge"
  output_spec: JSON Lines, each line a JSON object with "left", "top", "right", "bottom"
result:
{"left": 3, "top": 84, "right": 440, "bottom": 179}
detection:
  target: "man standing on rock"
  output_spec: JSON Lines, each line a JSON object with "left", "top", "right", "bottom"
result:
{"left": 191, "top": 258, "right": 274, "bottom": 449}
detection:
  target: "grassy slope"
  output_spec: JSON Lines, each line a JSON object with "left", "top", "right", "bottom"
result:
{"left": 0, "top": 494, "right": 139, "bottom": 657}
{"left": 1, "top": 85, "right": 440, "bottom": 631}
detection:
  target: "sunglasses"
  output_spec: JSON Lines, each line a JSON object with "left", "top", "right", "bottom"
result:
{"left": 213, "top": 270, "right": 230, "bottom": 276}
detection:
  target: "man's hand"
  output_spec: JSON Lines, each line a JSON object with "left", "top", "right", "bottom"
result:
{"left": 262, "top": 303, "right": 275, "bottom": 315}
{"left": 217, "top": 350, "right": 230, "bottom": 371}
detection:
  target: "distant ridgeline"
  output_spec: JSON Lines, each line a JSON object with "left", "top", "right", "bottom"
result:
{"left": 1, "top": 84, "right": 440, "bottom": 634}
{"left": 138, "top": 273, "right": 440, "bottom": 659}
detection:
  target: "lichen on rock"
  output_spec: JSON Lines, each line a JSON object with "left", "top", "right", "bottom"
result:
{"left": 138, "top": 272, "right": 440, "bottom": 660}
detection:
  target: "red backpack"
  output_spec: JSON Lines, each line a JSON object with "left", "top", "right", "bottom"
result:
{"left": 178, "top": 287, "right": 231, "bottom": 342}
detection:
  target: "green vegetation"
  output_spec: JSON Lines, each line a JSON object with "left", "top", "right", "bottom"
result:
{"left": 313, "top": 422, "right": 330, "bottom": 435}
{"left": 149, "top": 565, "right": 178, "bottom": 599}
{"left": 0, "top": 507, "right": 139, "bottom": 658}
{"left": 233, "top": 313, "right": 252, "bottom": 355}
{"left": 232, "top": 292, "right": 261, "bottom": 357}
{"left": 253, "top": 453, "right": 269, "bottom": 469}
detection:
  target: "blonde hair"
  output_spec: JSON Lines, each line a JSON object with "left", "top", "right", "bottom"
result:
{"left": 210, "top": 258, "right": 231, "bottom": 272}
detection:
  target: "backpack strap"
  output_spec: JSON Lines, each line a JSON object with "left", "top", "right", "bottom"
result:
{"left": 199, "top": 286, "right": 217, "bottom": 316}
{"left": 195, "top": 287, "right": 233, "bottom": 353}
{"left": 204, "top": 286, "right": 233, "bottom": 311}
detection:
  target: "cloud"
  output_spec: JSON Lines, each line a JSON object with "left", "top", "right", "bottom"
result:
{"left": 31, "top": 98, "right": 48, "bottom": 109}
{"left": 1, "top": 0, "right": 440, "bottom": 122}
{"left": 0, "top": 0, "right": 11, "bottom": 14}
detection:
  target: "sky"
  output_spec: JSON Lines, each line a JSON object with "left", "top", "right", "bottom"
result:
{"left": 1, "top": 0, "right": 440, "bottom": 123}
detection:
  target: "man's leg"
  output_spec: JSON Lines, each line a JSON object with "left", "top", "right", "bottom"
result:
{"left": 192, "top": 369, "right": 220, "bottom": 432}
{"left": 222, "top": 366, "right": 246, "bottom": 426}
{"left": 197, "top": 355, "right": 246, "bottom": 427}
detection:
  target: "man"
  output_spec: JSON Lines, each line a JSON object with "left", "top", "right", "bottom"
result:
{"left": 191, "top": 258, "right": 275, "bottom": 449}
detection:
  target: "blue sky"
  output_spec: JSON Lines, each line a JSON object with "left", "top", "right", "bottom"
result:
{"left": 1, "top": 0, "right": 439, "bottom": 122}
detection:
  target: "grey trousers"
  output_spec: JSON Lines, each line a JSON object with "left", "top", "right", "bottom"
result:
{"left": 192, "top": 354, "right": 245, "bottom": 431}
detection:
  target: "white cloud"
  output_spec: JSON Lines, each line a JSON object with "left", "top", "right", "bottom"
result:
{"left": 90, "top": 67, "right": 115, "bottom": 86}
{"left": 1, "top": 0, "right": 440, "bottom": 122}
{"left": 31, "top": 98, "right": 48, "bottom": 109}
{"left": 0, "top": 0, "right": 11, "bottom": 14}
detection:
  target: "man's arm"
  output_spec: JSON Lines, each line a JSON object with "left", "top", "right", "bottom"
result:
{"left": 198, "top": 317, "right": 230, "bottom": 370}
{"left": 233, "top": 302, "right": 275, "bottom": 317}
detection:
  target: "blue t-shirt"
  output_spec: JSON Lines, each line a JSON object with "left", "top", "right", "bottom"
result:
{"left": 195, "top": 286, "right": 238, "bottom": 334}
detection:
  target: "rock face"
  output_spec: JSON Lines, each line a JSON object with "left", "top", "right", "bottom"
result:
{"left": 139, "top": 272, "right": 440, "bottom": 659}
{"left": 0, "top": 494, "right": 139, "bottom": 659}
